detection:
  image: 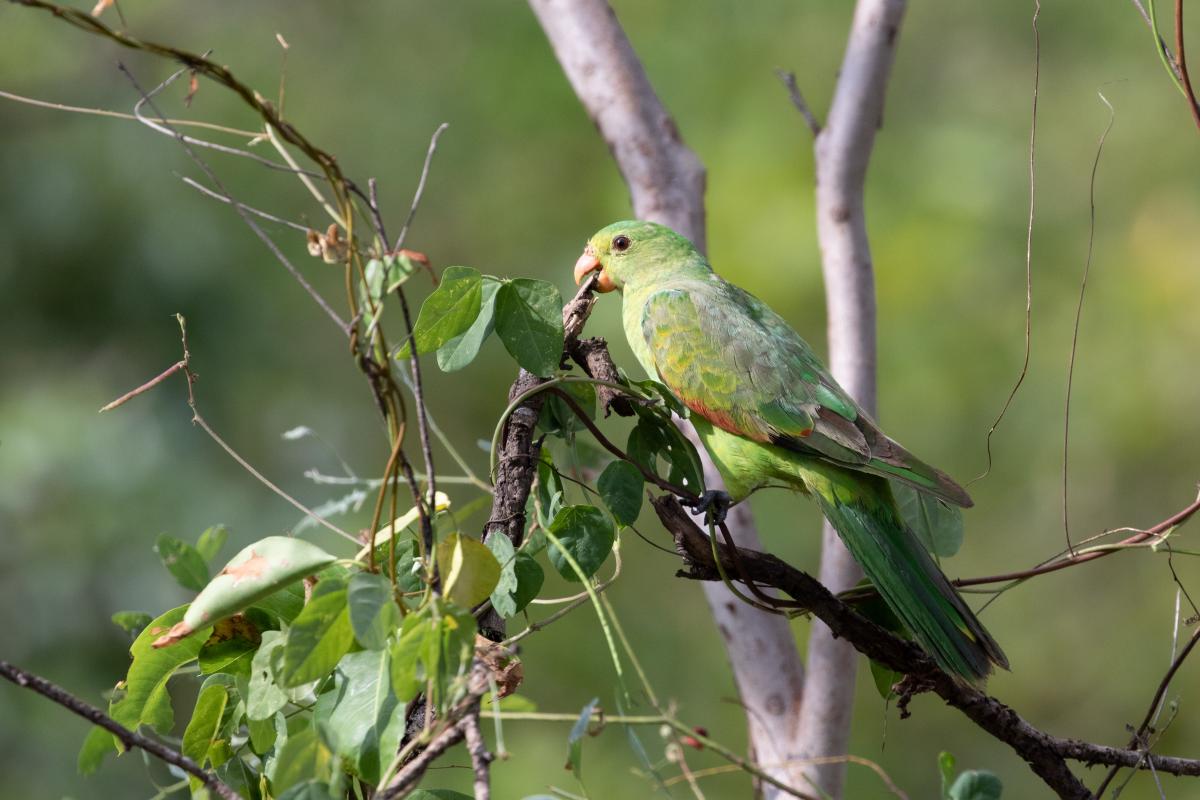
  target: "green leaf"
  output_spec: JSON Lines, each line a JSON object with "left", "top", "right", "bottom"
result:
{"left": 396, "top": 267, "right": 483, "bottom": 358}
{"left": 437, "top": 278, "right": 500, "bottom": 372}
{"left": 196, "top": 525, "right": 229, "bottom": 563}
{"left": 547, "top": 505, "right": 615, "bottom": 582}
{"left": 534, "top": 451, "right": 564, "bottom": 535}
{"left": 153, "top": 536, "right": 337, "bottom": 647}
{"left": 348, "top": 572, "right": 401, "bottom": 650}
{"left": 77, "top": 725, "right": 116, "bottom": 775}
{"left": 246, "top": 712, "right": 278, "bottom": 755}
{"left": 252, "top": 582, "right": 307, "bottom": 625}
{"left": 270, "top": 725, "right": 332, "bottom": 795}
{"left": 567, "top": 698, "right": 599, "bottom": 782}
{"left": 389, "top": 612, "right": 428, "bottom": 703}
{"left": 894, "top": 483, "right": 964, "bottom": 558}
{"left": 436, "top": 533, "right": 502, "bottom": 609}
{"left": 280, "top": 577, "right": 355, "bottom": 688}
{"left": 216, "top": 757, "right": 262, "bottom": 800}
{"left": 276, "top": 781, "right": 332, "bottom": 800}
{"left": 487, "top": 534, "right": 544, "bottom": 618}
{"left": 627, "top": 411, "right": 705, "bottom": 493}
{"left": 597, "top": 461, "right": 644, "bottom": 526}
{"left": 855, "top": 578, "right": 906, "bottom": 698}
{"left": 314, "top": 650, "right": 406, "bottom": 784}
{"left": 198, "top": 615, "right": 262, "bottom": 678}
{"left": 182, "top": 684, "right": 229, "bottom": 768}
{"left": 247, "top": 631, "right": 289, "bottom": 721}
{"left": 409, "top": 791, "right": 474, "bottom": 800}
{"left": 869, "top": 659, "right": 901, "bottom": 699}
{"left": 494, "top": 278, "right": 564, "bottom": 377}
{"left": 949, "top": 770, "right": 1003, "bottom": 800}
{"left": 110, "top": 611, "right": 153, "bottom": 637}
{"left": 939, "top": 751, "right": 958, "bottom": 798}
{"left": 110, "top": 605, "right": 211, "bottom": 736}
{"left": 155, "top": 534, "right": 210, "bottom": 592}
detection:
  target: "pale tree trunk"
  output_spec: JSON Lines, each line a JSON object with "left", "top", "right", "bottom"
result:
{"left": 795, "top": 2, "right": 905, "bottom": 796}
{"left": 529, "top": 1, "right": 905, "bottom": 798}
{"left": 527, "top": 1, "right": 808, "bottom": 793}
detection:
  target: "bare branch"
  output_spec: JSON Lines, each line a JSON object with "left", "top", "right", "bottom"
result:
{"left": 0, "top": 660, "right": 241, "bottom": 800}
{"left": 774, "top": 69, "right": 821, "bottom": 136}
{"left": 1094, "top": 625, "right": 1200, "bottom": 795}
{"left": 797, "top": 2, "right": 905, "bottom": 794}
{"left": 462, "top": 706, "right": 494, "bottom": 800}
{"left": 116, "top": 62, "right": 350, "bottom": 335}
{"left": 653, "top": 496, "right": 1200, "bottom": 799}
{"left": 393, "top": 123, "right": 450, "bottom": 253}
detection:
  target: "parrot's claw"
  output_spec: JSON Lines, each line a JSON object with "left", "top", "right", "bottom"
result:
{"left": 683, "top": 490, "right": 733, "bottom": 525}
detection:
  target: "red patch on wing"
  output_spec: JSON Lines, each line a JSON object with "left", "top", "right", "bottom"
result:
{"left": 680, "top": 396, "right": 770, "bottom": 442}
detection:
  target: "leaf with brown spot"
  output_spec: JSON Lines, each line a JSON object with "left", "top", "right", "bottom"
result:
{"left": 153, "top": 537, "right": 335, "bottom": 649}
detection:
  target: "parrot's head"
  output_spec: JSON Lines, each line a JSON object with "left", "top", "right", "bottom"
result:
{"left": 573, "top": 220, "right": 703, "bottom": 293}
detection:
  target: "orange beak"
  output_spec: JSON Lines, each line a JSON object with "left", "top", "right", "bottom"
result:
{"left": 573, "top": 246, "right": 615, "bottom": 292}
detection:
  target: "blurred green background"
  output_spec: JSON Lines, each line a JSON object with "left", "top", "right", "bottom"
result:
{"left": 3, "top": 2, "right": 1200, "bottom": 798}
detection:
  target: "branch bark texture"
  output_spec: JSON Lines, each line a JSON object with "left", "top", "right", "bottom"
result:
{"left": 797, "top": 2, "right": 905, "bottom": 796}
{"left": 0, "top": 660, "right": 241, "bottom": 800}
{"left": 652, "top": 496, "right": 1200, "bottom": 799}
{"left": 529, "top": 1, "right": 809, "bottom": 793}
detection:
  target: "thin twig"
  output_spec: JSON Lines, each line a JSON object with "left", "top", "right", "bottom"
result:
{"left": 956, "top": 493, "right": 1200, "bottom": 587}
{"left": 1174, "top": 0, "right": 1200, "bottom": 131}
{"left": 0, "top": 660, "right": 241, "bottom": 800}
{"left": 99, "top": 360, "right": 185, "bottom": 412}
{"left": 1093, "top": 625, "right": 1200, "bottom": 796}
{"left": 973, "top": 0, "right": 1039, "bottom": 486}
{"left": 179, "top": 176, "right": 311, "bottom": 232}
{"left": 0, "top": 88, "right": 258, "bottom": 137}
{"left": 167, "top": 314, "right": 357, "bottom": 543}
{"left": 1062, "top": 92, "right": 1114, "bottom": 553}
{"left": 656, "top": 496, "right": 1200, "bottom": 798}
{"left": 118, "top": 62, "right": 349, "bottom": 334}
{"left": 393, "top": 122, "right": 449, "bottom": 253}
{"left": 774, "top": 69, "right": 821, "bottom": 135}
{"left": 462, "top": 706, "right": 493, "bottom": 800}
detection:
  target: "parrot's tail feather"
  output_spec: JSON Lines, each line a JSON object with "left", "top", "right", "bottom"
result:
{"left": 802, "top": 465, "right": 1007, "bottom": 682}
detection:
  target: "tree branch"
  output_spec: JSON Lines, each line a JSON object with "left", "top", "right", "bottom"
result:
{"left": 796, "top": 2, "right": 905, "bottom": 795}
{"left": 528, "top": 3, "right": 809, "bottom": 794}
{"left": 0, "top": 660, "right": 241, "bottom": 800}
{"left": 652, "top": 496, "right": 1200, "bottom": 799}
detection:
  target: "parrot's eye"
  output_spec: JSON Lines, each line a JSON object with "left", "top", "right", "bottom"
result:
{"left": 612, "top": 235, "right": 632, "bottom": 252}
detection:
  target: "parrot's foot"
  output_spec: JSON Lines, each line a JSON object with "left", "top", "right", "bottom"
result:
{"left": 682, "top": 489, "right": 733, "bottom": 525}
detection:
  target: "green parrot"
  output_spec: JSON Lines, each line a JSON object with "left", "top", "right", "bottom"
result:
{"left": 573, "top": 219, "right": 1007, "bottom": 682}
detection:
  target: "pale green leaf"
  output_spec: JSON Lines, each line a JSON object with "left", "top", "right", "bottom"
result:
{"left": 270, "top": 726, "right": 332, "bottom": 795}
{"left": 486, "top": 534, "right": 543, "bottom": 618}
{"left": 110, "top": 605, "right": 211, "bottom": 736}
{"left": 437, "top": 279, "right": 500, "bottom": 372}
{"left": 246, "top": 632, "right": 289, "bottom": 721}
{"left": 894, "top": 483, "right": 964, "bottom": 558}
{"left": 348, "top": 572, "right": 401, "bottom": 650}
{"left": 949, "top": 770, "right": 1003, "bottom": 800}
{"left": 280, "top": 578, "right": 354, "bottom": 688}
{"left": 436, "top": 534, "right": 501, "bottom": 609}
{"left": 196, "top": 525, "right": 229, "bottom": 563}
{"left": 182, "top": 684, "right": 229, "bottom": 768}
{"left": 154, "top": 537, "right": 337, "bottom": 647}
{"left": 396, "top": 267, "right": 483, "bottom": 358}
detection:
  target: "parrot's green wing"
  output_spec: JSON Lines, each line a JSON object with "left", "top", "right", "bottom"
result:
{"left": 641, "top": 285, "right": 973, "bottom": 508}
